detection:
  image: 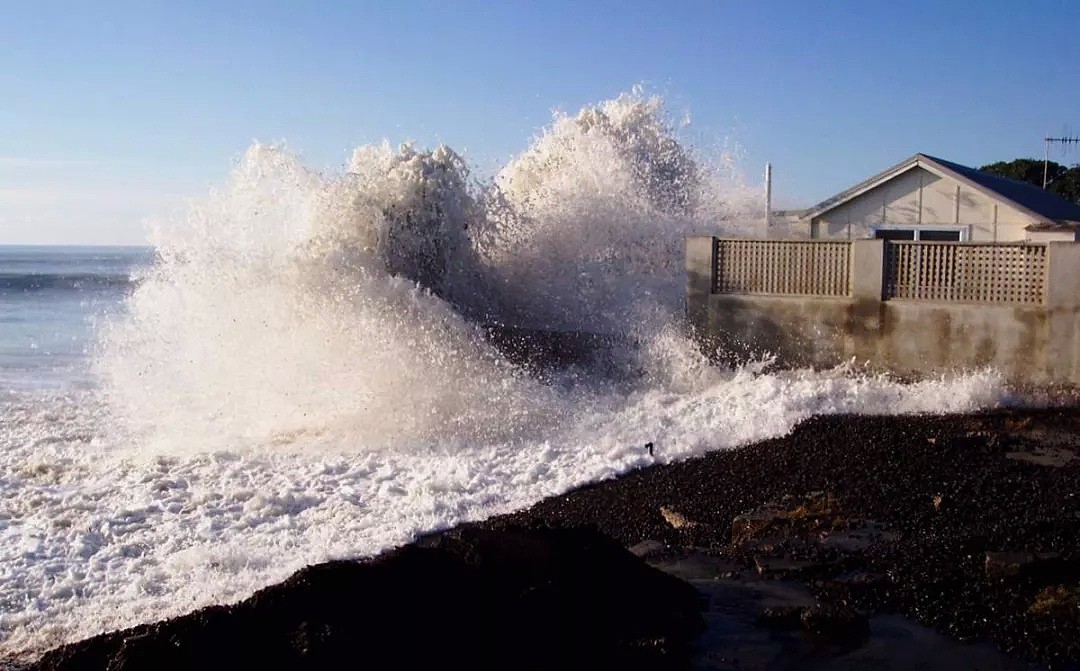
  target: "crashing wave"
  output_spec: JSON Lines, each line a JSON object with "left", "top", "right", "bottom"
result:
{"left": 95, "top": 90, "right": 789, "bottom": 454}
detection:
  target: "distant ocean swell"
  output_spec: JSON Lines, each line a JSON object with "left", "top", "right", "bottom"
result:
{"left": 0, "top": 272, "right": 136, "bottom": 292}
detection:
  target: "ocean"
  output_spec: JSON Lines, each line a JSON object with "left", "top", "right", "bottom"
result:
{"left": 0, "top": 93, "right": 1005, "bottom": 664}
{"left": 0, "top": 246, "right": 152, "bottom": 392}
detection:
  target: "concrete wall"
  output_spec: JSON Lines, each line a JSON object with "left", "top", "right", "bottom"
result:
{"left": 1028, "top": 229, "right": 1080, "bottom": 243}
{"left": 696, "top": 293, "right": 1080, "bottom": 384}
{"left": 809, "top": 167, "right": 1040, "bottom": 242}
{"left": 687, "top": 236, "right": 1080, "bottom": 386}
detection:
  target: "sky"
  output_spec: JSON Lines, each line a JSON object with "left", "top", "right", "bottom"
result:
{"left": 2, "top": 0, "right": 1079, "bottom": 245}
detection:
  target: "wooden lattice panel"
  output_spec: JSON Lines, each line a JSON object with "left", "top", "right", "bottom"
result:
{"left": 714, "top": 239, "right": 852, "bottom": 296}
{"left": 883, "top": 242, "right": 1046, "bottom": 304}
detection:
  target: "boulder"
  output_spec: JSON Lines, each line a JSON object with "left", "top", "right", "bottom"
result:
{"left": 32, "top": 527, "right": 705, "bottom": 671}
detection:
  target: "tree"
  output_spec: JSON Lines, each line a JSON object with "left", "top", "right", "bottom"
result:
{"left": 978, "top": 158, "right": 1080, "bottom": 204}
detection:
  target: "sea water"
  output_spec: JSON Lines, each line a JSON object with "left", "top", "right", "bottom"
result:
{"left": 0, "top": 246, "right": 151, "bottom": 392}
{"left": 0, "top": 92, "right": 1003, "bottom": 662}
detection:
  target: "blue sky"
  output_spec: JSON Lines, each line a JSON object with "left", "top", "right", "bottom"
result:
{"left": 2, "top": 0, "right": 1079, "bottom": 244}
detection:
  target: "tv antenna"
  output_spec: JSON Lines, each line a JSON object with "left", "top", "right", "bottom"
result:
{"left": 1043, "top": 135, "right": 1080, "bottom": 188}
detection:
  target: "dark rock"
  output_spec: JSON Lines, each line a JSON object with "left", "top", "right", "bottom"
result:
{"left": 985, "top": 551, "right": 1032, "bottom": 579}
{"left": 628, "top": 539, "right": 667, "bottom": 559}
{"left": 730, "top": 503, "right": 787, "bottom": 546}
{"left": 757, "top": 603, "right": 870, "bottom": 645}
{"left": 647, "top": 551, "right": 744, "bottom": 581}
{"left": 1028, "top": 585, "right": 1080, "bottom": 619}
{"left": 821, "top": 571, "right": 893, "bottom": 606}
{"left": 730, "top": 491, "right": 847, "bottom": 549}
{"left": 798, "top": 604, "right": 870, "bottom": 644}
{"left": 817, "top": 521, "right": 896, "bottom": 552}
{"left": 481, "top": 326, "right": 626, "bottom": 374}
{"left": 757, "top": 605, "right": 805, "bottom": 630}
{"left": 985, "top": 551, "right": 1062, "bottom": 580}
{"left": 32, "top": 527, "right": 705, "bottom": 671}
{"left": 1005, "top": 447, "right": 1076, "bottom": 467}
{"left": 753, "top": 555, "right": 825, "bottom": 579}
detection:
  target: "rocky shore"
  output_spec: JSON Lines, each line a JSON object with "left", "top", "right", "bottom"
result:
{"left": 27, "top": 407, "right": 1080, "bottom": 670}
{"left": 487, "top": 406, "right": 1080, "bottom": 669}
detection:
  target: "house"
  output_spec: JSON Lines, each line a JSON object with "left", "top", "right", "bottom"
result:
{"left": 774, "top": 153, "right": 1080, "bottom": 242}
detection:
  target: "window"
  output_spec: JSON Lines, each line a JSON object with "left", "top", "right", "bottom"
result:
{"left": 875, "top": 229, "right": 915, "bottom": 241}
{"left": 874, "top": 227, "right": 964, "bottom": 241}
{"left": 918, "top": 229, "right": 962, "bottom": 242}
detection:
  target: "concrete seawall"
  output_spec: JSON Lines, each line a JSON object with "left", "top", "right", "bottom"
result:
{"left": 687, "top": 236, "right": 1080, "bottom": 386}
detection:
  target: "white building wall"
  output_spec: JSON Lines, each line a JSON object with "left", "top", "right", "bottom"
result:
{"left": 882, "top": 167, "right": 922, "bottom": 227}
{"left": 767, "top": 211, "right": 810, "bottom": 239}
{"left": 809, "top": 166, "right": 1041, "bottom": 241}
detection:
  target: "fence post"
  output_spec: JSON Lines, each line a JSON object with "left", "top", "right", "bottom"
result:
{"left": 1044, "top": 242, "right": 1080, "bottom": 311}
{"left": 850, "top": 239, "right": 885, "bottom": 301}
{"left": 686, "top": 236, "right": 716, "bottom": 332}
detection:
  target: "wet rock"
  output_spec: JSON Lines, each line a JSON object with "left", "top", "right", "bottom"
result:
{"left": 757, "top": 603, "right": 869, "bottom": 645}
{"left": 818, "top": 521, "right": 896, "bottom": 552}
{"left": 731, "top": 492, "right": 843, "bottom": 548}
{"left": 647, "top": 551, "right": 744, "bottom": 581}
{"left": 1005, "top": 447, "right": 1077, "bottom": 467}
{"left": 481, "top": 327, "right": 624, "bottom": 372}
{"left": 757, "top": 605, "right": 804, "bottom": 630}
{"left": 628, "top": 539, "right": 667, "bottom": 559}
{"left": 799, "top": 604, "right": 870, "bottom": 644}
{"left": 731, "top": 493, "right": 892, "bottom": 561}
{"left": 985, "top": 552, "right": 1030, "bottom": 579}
{"left": 730, "top": 503, "right": 787, "bottom": 546}
{"left": 984, "top": 551, "right": 1062, "bottom": 579}
{"left": 1028, "top": 585, "right": 1080, "bottom": 618}
{"left": 32, "top": 527, "right": 705, "bottom": 671}
{"left": 753, "top": 555, "right": 825, "bottom": 579}
{"left": 659, "top": 506, "right": 698, "bottom": 530}
{"left": 821, "top": 571, "right": 893, "bottom": 606}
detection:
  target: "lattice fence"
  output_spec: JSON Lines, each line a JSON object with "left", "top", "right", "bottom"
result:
{"left": 714, "top": 239, "right": 851, "bottom": 296}
{"left": 883, "top": 242, "right": 1046, "bottom": 304}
